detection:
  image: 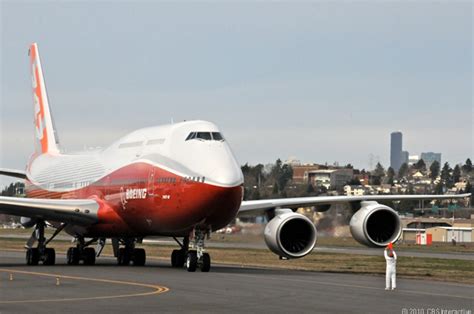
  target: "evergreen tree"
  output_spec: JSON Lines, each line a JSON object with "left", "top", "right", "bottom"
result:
{"left": 397, "top": 163, "right": 409, "bottom": 179}
{"left": 429, "top": 160, "right": 440, "bottom": 181}
{"left": 464, "top": 181, "right": 472, "bottom": 194}
{"left": 462, "top": 158, "right": 472, "bottom": 173}
{"left": 373, "top": 162, "right": 385, "bottom": 177}
{"left": 414, "top": 159, "right": 426, "bottom": 172}
{"left": 387, "top": 167, "right": 395, "bottom": 185}
{"left": 452, "top": 165, "right": 461, "bottom": 184}
{"left": 434, "top": 181, "right": 444, "bottom": 194}
{"left": 441, "top": 162, "right": 453, "bottom": 187}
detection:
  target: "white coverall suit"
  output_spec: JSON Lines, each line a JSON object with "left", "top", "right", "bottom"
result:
{"left": 384, "top": 249, "right": 397, "bottom": 290}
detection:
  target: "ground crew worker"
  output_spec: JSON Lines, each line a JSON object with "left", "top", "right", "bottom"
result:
{"left": 384, "top": 242, "right": 397, "bottom": 290}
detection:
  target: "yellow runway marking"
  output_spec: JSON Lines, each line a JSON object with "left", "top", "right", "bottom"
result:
{"left": 0, "top": 268, "right": 169, "bottom": 304}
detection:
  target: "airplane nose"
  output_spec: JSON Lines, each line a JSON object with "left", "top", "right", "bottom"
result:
{"left": 208, "top": 153, "right": 243, "bottom": 187}
{"left": 210, "top": 162, "right": 243, "bottom": 187}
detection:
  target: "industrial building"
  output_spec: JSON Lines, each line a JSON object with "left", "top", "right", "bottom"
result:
{"left": 401, "top": 218, "right": 474, "bottom": 243}
{"left": 307, "top": 169, "right": 353, "bottom": 190}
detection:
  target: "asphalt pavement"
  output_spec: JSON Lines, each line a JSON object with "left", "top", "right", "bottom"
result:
{"left": 0, "top": 250, "right": 472, "bottom": 314}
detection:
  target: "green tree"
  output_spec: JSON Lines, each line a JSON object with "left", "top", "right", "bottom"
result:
{"left": 387, "top": 167, "right": 395, "bottom": 185}
{"left": 462, "top": 158, "right": 472, "bottom": 173}
{"left": 464, "top": 181, "right": 472, "bottom": 194}
{"left": 441, "top": 162, "right": 453, "bottom": 187}
{"left": 270, "top": 159, "right": 293, "bottom": 194}
{"left": 434, "top": 181, "right": 444, "bottom": 194}
{"left": 452, "top": 165, "right": 461, "bottom": 184}
{"left": 373, "top": 162, "right": 385, "bottom": 177}
{"left": 463, "top": 181, "right": 474, "bottom": 204}
{"left": 429, "top": 160, "right": 440, "bottom": 181}
{"left": 397, "top": 163, "right": 409, "bottom": 179}
{"left": 414, "top": 159, "right": 426, "bottom": 172}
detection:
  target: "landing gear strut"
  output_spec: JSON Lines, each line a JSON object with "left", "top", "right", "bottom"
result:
{"left": 172, "top": 229, "right": 211, "bottom": 272}
{"left": 115, "top": 238, "right": 146, "bottom": 266}
{"left": 171, "top": 236, "right": 189, "bottom": 268}
{"left": 66, "top": 237, "right": 98, "bottom": 265}
{"left": 25, "top": 221, "right": 58, "bottom": 266}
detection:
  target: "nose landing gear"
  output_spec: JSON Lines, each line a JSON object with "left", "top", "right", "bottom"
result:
{"left": 172, "top": 229, "right": 211, "bottom": 272}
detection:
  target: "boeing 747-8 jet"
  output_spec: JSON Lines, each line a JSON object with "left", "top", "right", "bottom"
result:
{"left": 0, "top": 44, "right": 469, "bottom": 272}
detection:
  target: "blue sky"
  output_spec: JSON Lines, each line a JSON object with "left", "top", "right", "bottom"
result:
{"left": 1, "top": 1, "right": 472, "bottom": 186}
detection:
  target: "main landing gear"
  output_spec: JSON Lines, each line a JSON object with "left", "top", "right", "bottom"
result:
{"left": 171, "top": 229, "right": 211, "bottom": 272}
{"left": 25, "top": 221, "right": 64, "bottom": 266}
{"left": 113, "top": 238, "right": 146, "bottom": 266}
{"left": 66, "top": 237, "right": 98, "bottom": 265}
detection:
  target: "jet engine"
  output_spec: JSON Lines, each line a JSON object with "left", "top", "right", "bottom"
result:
{"left": 20, "top": 217, "right": 37, "bottom": 228}
{"left": 264, "top": 210, "right": 317, "bottom": 259}
{"left": 350, "top": 201, "right": 401, "bottom": 247}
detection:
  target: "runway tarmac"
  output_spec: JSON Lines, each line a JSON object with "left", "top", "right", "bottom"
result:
{"left": 2, "top": 234, "right": 472, "bottom": 260}
{"left": 0, "top": 251, "right": 472, "bottom": 313}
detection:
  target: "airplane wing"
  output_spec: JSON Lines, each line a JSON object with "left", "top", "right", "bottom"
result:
{"left": 0, "top": 168, "right": 27, "bottom": 179}
{"left": 238, "top": 193, "right": 471, "bottom": 216}
{"left": 0, "top": 196, "right": 99, "bottom": 225}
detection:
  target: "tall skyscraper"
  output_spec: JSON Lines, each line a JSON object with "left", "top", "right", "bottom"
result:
{"left": 421, "top": 152, "right": 442, "bottom": 168}
{"left": 390, "top": 132, "right": 403, "bottom": 171}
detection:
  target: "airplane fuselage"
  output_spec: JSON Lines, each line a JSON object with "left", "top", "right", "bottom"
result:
{"left": 25, "top": 120, "right": 244, "bottom": 238}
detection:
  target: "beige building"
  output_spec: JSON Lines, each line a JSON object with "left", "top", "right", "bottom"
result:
{"left": 427, "top": 227, "right": 473, "bottom": 243}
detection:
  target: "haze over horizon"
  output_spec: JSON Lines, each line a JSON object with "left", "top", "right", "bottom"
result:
{"left": 1, "top": 1, "right": 472, "bottom": 187}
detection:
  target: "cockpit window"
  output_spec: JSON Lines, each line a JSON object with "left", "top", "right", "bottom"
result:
{"left": 212, "top": 132, "right": 224, "bottom": 141}
{"left": 185, "top": 132, "right": 225, "bottom": 141}
{"left": 196, "top": 132, "right": 212, "bottom": 140}
{"left": 185, "top": 132, "right": 196, "bottom": 141}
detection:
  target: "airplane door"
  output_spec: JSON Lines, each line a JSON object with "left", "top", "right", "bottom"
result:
{"left": 147, "top": 168, "right": 155, "bottom": 196}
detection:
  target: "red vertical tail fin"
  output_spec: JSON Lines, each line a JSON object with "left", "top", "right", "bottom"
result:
{"left": 29, "top": 43, "right": 60, "bottom": 155}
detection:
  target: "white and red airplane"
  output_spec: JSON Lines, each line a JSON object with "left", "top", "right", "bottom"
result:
{"left": 0, "top": 43, "right": 469, "bottom": 272}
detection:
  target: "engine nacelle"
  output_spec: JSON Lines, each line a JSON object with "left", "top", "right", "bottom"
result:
{"left": 264, "top": 210, "right": 317, "bottom": 259}
{"left": 20, "top": 217, "right": 37, "bottom": 228}
{"left": 350, "top": 201, "right": 402, "bottom": 247}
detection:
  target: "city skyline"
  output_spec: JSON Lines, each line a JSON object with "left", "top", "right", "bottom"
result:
{"left": 1, "top": 2, "right": 472, "bottom": 187}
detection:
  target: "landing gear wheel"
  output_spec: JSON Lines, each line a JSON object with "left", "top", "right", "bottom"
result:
{"left": 43, "top": 248, "right": 56, "bottom": 265}
{"left": 132, "top": 248, "right": 146, "bottom": 266}
{"left": 26, "top": 248, "right": 39, "bottom": 265}
{"left": 67, "top": 247, "right": 80, "bottom": 265}
{"left": 185, "top": 250, "right": 198, "bottom": 272}
{"left": 83, "top": 247, "right": 96, "bottom": 265}
{"left": 117, "top": 248, "right": 131, "bottom": 265}
{"left": 199, "top": 252, "right": 211, "bottom": 272}
{"left": 171, "top": 249, "right": 185, "bottom": 268}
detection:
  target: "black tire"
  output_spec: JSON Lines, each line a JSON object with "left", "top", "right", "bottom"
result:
{"left": 132, "top": 248, "right": 146, "bottom": 266}
{"left": 67, "top": 247, "right": 80, "bottom": 265}
{"left": 199, "top": 253, "right": 211, "bottom": 272}
{"left": 117, "top": 248, "right": 131, "bottom": 265}
{"left": 83, "top": 247, "right": 96, "bottom": 265}
{"left": 185, "top": 251, "right": 197, "bottom": 272}
{"left": 26, "top": 248, "right": 39, "bottom": 266}
{"left": 171, "top": 249, "right": 185, "bottom": 268}
{"left": 43, "top": 248, "right": 56, "bottom": 265}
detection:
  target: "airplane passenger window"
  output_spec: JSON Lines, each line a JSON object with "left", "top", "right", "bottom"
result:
{"left": 211, "top": 132, "right": 224, "bottom": 141}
